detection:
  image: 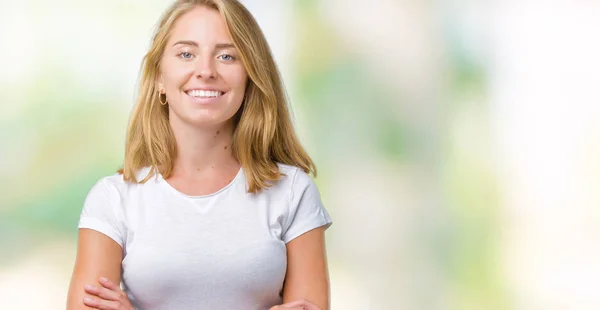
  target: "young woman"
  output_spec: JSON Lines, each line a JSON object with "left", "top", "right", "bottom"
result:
{"left": 66, "top": 1, "right": 332, "bottom": 309}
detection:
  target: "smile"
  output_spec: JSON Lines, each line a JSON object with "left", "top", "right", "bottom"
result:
{"left": 185, "top": 89, "right": 225, "bottom": 98}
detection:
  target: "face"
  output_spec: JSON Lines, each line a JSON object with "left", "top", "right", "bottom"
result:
{"left": 157, "top": 6, "right": 248, "bottom": 128}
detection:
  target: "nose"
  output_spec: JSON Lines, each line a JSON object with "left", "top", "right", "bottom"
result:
{"left": 195, "top": 55, "right": 216, "bottom": 80}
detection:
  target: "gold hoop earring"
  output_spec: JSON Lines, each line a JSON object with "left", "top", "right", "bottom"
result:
{"left": 159, "top": 92, "right": 168, "bottom": 105}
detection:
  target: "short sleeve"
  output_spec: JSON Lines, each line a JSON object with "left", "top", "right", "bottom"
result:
{"left": 281, "top": 170, "right": 333, "bottom": 244}
{"left": 78, "top": 178, "right": 126, "bottom": 248}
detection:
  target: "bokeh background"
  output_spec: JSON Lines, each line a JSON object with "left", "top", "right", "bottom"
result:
{"left": 1, "top": 0, "right": 600, "bottom": 309}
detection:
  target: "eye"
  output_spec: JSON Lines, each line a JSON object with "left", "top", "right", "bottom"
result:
{"left": 217, "top": 54, "right": 235, "bottom": 61}
{"left": 178, "top": 51, "right": 194, "bottom": 59}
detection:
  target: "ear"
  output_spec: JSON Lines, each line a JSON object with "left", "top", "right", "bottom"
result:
{"left": 156, "top": 74, "right": 165, "bottom": 93}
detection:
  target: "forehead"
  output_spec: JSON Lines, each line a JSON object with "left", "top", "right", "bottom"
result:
{"left": 168, "top": 6, "right": 232, "bottom": 45}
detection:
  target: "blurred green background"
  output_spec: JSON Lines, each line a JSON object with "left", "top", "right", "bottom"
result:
{"left": 2, "top": 1, "right": 600, "bottom": 309}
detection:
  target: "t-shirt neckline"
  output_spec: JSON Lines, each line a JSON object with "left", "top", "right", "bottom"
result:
{"left": 157, "top": 167, "right": 243, "bottom": 199}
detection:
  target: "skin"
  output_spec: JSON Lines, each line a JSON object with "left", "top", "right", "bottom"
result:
{"left": 67, "top": 6, "right": 330, "bottom": 310}
{"left": 157, "top": 5, "right": 248, "bottom": 192}
{"left": 66, "top": 229, "right": 123, "bottom": 310}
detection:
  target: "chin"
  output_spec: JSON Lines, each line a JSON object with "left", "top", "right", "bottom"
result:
{"left": 185, "top": 114, "right": 236, "bottom": 129}
{"left": 170, "top": 103, "right": 241, "bottom": 129}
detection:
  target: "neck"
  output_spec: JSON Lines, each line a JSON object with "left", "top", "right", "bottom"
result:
{"left": 169, "top": 118, "right": 239, "bottom": 178}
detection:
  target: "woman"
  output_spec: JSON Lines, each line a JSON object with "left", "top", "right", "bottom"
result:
{"left": 66, "top": 1, "right": 332, "bottom": 309}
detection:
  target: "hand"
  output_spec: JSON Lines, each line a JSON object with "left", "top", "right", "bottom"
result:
{"left": 269, "top": 298, "right": 322, "bottom": 310}
{"left": 83, "top": 277, "right": 133, "bottom": 310}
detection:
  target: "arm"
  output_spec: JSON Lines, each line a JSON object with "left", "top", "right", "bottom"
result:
{"left": 67, "top": 228, "right": 123, "bottom": 310}
{"left": 282, "top": 226, "right": 330, "bottom": 310}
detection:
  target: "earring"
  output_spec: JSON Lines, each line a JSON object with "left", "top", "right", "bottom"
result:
{"left": 159, "top": 91, "right": 168, "bottom": 105}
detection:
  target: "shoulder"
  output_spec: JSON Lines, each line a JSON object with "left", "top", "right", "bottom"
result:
{"left": 276, "top": 162, "right": 310, "bottom": 182}
{"left": 84, "top": 174, "right": 125, "bottom": 208}
{"left": 87, "top": 166, "right": 155, "bottom": 200}
{"left": 274, "top": 163, "right": 318, "bottom": 196}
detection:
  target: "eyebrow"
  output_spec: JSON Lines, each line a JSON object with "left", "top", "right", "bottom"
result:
{"left": 172, "top": 40, "right": 235, "bottom": 49}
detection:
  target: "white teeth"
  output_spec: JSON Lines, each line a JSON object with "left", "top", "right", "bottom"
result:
{"left": 186, "top": 90, "right": 223, "bottom": 98}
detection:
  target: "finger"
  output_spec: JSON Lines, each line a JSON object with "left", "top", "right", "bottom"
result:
{"left": 99, "top": 277, "right": 129, "bottom": 298}
{"left": 84, "top": 284, "right": 121, "bottom": 301}
{"left": 98, "top": 277, "right": 121, "bottom": 292}
{"left": 280, "top": 299, "right": 306, "bottom": 307}
{"left": 83, "top": 296, "right": 120, "bottom": 310}
{"left": 281, "top": 299, "right": 320, "bottom": 310}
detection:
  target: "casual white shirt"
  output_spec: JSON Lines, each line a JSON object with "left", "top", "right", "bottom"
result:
{"left": 78, "top": 163, "right": 332, "bottom": 310}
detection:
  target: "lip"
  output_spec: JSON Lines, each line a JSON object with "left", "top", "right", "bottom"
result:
{"left": 184, "top": 89, "right": 227, "bottom": 105}
{"left": 183, "top": 87, "right": 227, "bottom": 93}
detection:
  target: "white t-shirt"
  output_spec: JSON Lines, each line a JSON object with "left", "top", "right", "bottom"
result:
{"left": 78, "top": 163, "right": 332, "bottom": 310}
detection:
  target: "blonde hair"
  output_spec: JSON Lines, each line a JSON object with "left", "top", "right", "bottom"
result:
{"left": 120, "top": 0, "right": 316, "bottom": 193}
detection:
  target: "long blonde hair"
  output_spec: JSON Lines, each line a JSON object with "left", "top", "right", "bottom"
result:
{"left": 120, "top": 0, "right": 316, "bottom": 193}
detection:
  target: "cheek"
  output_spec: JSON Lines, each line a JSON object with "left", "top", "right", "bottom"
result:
{"left": 235, "top": 75, "right": 248, "bottom": 101}
{"left": 217, "top": 63, "right": 246, "bottom": 86}
{"left": 229, "top": 67, "right": 248, "bottom": 93}
{"left": 230, "top": 78, "right": 247, "bottom": 105}
{"left": 162, "top": 60, "right": 193, "bottom": 88}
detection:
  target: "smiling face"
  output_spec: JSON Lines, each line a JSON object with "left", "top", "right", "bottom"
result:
{"left": 157, "top": 5, "right": 248, "bottom": 128}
